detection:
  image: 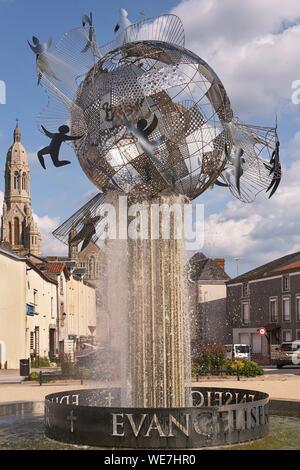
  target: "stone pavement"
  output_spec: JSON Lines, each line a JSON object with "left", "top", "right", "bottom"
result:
{"left": 193, "top": 373, "right": 300, "bottom": 401}
{"left": 0, "top": 380, "right": 116, "bottom": 404}
{"left": 0, "top": 370, "right": 23, "bottom": 384}
{"left": 0, "top": 374, "right": 299, "bottom": 404}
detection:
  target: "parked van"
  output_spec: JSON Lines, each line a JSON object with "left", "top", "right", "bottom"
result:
{"left": 225, "top": 344, "right": 251, "bottom": 360}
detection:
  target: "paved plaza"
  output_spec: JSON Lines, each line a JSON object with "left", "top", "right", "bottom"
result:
{"left": 0, "top": 372, "right": 299, "bottom": 404}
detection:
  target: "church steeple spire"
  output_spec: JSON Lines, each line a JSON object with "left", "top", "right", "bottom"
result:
{"left": 1, "top": 122, "right": 41, "bottom": 256}
{"left": 13, "top": 118, "right": 21, "bottom": 143}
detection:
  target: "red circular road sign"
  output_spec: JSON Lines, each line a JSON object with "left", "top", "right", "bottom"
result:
{"left": 258, "top": 327, "right": 267, "bottom": 336}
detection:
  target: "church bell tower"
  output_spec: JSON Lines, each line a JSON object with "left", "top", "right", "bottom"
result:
{"left": 1, "top": 121, "right": 41, "bottom": 256}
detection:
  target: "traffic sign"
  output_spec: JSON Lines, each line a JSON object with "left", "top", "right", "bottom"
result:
{"left": 258, "top": 327, "right": 267, "bottom": 336}
{"left": 88, "top": 325, "right": 96, "bottom": 335}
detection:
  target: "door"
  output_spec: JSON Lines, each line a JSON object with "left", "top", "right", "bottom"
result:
{"left": 0, "top": 341, "right": 6, "bottom": 369}
{"left": 49, "top": 329, "right": 56, "bottom": 359}
{"left": 252, "top": 333, "right": 261, "bottom": 354}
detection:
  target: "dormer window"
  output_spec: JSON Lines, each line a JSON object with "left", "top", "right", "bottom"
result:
{"left": 282, "top": 275, "right": 290, "bottom": 292}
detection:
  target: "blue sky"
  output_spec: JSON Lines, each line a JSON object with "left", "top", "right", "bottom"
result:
{"left": 0, "top": 0, "right": 176, "bottom": 217}
{"left": 1, "top": 0, "right": 300, "bottom": 277}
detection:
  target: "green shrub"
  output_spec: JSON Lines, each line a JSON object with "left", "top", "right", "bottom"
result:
{"left": 61, "top": 361, "right": 75, "bottom": 376}
{"left": 227, "top": 360, "right": 264, "bottom": 377}
{"left": 193, "top": 342, "right": 227, "bottom": 372}
{"left": 31, "top": 356, "right": 50, "bottom": 368}
{"left": 27, "top": 371, "right": 39, "bottom": 381}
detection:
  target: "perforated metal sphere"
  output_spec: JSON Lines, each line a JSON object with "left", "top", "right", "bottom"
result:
{"left": 71, "top": 40, "right": 233, "bottom": 200}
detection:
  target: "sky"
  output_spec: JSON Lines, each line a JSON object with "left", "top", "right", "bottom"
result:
{"left": 0, "top": 0, "right": 300, "bottom": 277}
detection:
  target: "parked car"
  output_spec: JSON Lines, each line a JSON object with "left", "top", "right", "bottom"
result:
{"left": 225, "top": 344, "right": 251, "bottom": 360}
{"left": 276, "top": 341, "right": 300, "bottom": 369}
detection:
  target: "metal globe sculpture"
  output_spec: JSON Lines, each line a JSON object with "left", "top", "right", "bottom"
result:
{"left": 29, "top": 12, "right": 281, "bottom": 245}
{"left": 70, "top": 39, "right": 232, "bottom": 201}
{"left": 29, "top": 11, "right": 273, "bottom": 448}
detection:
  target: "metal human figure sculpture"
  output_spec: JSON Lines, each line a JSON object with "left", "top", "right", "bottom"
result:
{"left": 28, "top": 36, "right": 55, "bottom": 85}
{"left": 70, "top": 213, "right": 102, "bottom": 252}
{"left": 124, "top": 114, "right": 165, "bottom": 166}
{"left": 266, "top": 140, "right": 281, "bottom": 198}
{"left": 37, "top": 125, "right": 82, "bottom": 169}
{"left": 81, "top": 12, "right": 102, "bottom": 58}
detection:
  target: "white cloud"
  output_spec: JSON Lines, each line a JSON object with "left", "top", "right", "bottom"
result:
{"left": 32, "top": 212, "right": 67, "bottom": 256}
{"left": 171, "top": 0, "right": 300, "bottom": 117}
{"left": 201, "top": 158, "right": 300, "bottom": 269}
{"left": 171, "top": 0, "right": 300, "bottom": 275}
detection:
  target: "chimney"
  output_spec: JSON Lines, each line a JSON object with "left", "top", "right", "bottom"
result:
{"left": 214, "top": 258, "right": 225, "bottom": 271}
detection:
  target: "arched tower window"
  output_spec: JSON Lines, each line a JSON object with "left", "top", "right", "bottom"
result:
{"left": 89, "top": 256, "right": 95, "bottom": 278}
{"left": 22, "top": 173, "right": 27, "bottom": 191}
{"left": 22, "top": 220, "right": 26, "bottom": 245}
{"left": 14, "top": 217, "right": 20, "bottom": 245}
{"left": 8, "top": 222, "right": 12, "bottom": 244}
{"left": 14, "top": 171, "right": 20, "bottom": 190}
{"left": 7, "top": 171, "right": 11, "bottom": 191}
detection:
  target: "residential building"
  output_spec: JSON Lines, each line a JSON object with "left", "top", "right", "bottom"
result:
{"left": 226, "top": 252, "right": 300, "bottom": 363}
{"left": 188, "top": 252, "right": 230, "bottom": 354}
{"left": 0, "top": 247, "right": 57, "bottom": 369}
{"left": 0, "top": 124, "right": 97, "bottom": 369}
{"left": 37, "top": 260, "right": 97, "bottom": 358}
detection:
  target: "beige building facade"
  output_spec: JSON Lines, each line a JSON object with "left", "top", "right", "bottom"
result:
{"left": 0, "top": 247, "right": 57, "bottom": 369}
{"left": 0, "top": 124, "right": 97, "bottom": 369}
{"left": 188, "top": 253, "right": 230, "bottom": 352}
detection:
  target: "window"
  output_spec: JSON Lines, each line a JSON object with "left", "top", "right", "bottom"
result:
{"left": 60, "top": 275, "right": 64, "bottom": 295}
{"left": 51, "top": 297, "right": 54, "bottom": 319}
{"left": 7, "top": 171, "right": 10, "bottom": 191}
{"left": 269, "top": 297, "right": 278, "bottom": 322}
{"left": 33, "top": 289, "right": 38, "bottom": 306}
{"left": 282, "top": 275, "right": 290, "bottom": 292}
{"left": 241, "top": 301, "right": 250, "bottom": 324}
{"left": 89, "top": 256, "right": 95, "bottom": 278}
{"left": 8, "top": 222, "right": 12, "bottom": 244}
{"left": 282, "top": 330, "right": 292, "bottom": 342}
{"left": 30, "top": 331, "right": 34, "bottom": 352}
{"left": 296, "top": 295, "right": 300, "bottom": 322}
{"left": 22, "top": 173, "right": 27, "bottom": 191}
{"left": 14, "top": 217, "right": 20, "bottom": 245}
{"left": 14, "top": 171, "right": 20, "bottom": 190}
{"left": 60, "top": 302, "right": 64, "bottom": 317}
{"left": 242, "top": 283, "right": 249, "bottom": 297}
{"left": 282, "top": 296, "right": 291, "bottom": 322}
{"left": 296, "top": 330, "right": 300, "bottom": 341}
{"left": 34, "top": 326, "right": 40, "bottom": 356}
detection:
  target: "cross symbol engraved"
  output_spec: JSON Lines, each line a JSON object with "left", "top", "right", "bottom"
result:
{"left": 105, "top": 392, "right": 114, "bottom": 407}
{"left": 67, "top": 410, "right": 77, "bottom": 433}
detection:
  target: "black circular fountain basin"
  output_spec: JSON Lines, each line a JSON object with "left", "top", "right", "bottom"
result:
{"left": 44, "top": 387, "right": 269, "bottom": 449}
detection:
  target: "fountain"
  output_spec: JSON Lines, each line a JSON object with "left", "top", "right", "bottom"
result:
{"left": 28, "top": 9, "right": 282, "bottom": 448}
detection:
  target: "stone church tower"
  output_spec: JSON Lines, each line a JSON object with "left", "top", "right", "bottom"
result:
{"left": 1, "top": 122, "right": 41, "bottom": 256}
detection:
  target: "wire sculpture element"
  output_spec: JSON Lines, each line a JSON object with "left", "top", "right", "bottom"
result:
{"left": 29, "top": 11, "right": 282, "bottom": 245}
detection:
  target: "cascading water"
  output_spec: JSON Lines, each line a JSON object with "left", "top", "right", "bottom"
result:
{"left": 98, "top": 193, "right": 191, "bottom": 407}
